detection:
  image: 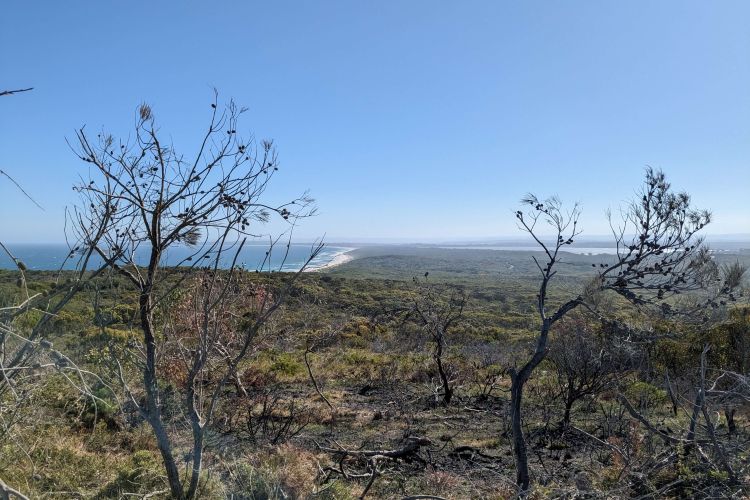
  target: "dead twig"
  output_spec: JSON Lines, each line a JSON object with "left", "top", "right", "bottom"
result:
{"left": 0, "top": 88, "right": 33, "bottom": 97}
{"left": 0, "top": 478, "right": 30, "bottom": 500}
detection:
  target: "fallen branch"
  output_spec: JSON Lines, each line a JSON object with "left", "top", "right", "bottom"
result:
{"left": 321, "top": 436, "right": 432, "bottom": 461}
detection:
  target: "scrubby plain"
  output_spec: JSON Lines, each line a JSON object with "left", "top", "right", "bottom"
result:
{"left": 1, "top": 243, "right": 749, "bottom": 498}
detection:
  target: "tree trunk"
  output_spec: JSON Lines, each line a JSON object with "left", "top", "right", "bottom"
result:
{"left": 149, "top": 414, "right": 184, "bottom": 499}
{"left": 508, "top": 318, "right": 553, "bottom": 493}
{"left": 184, "top": 372, "right": 205, "bottom": 500}
{"left": 684, "top": 388, "right": 702, "bottom": 457}
{"left": 140, "top": 270, "right": 184, "bottom": 500}
{"left": 725, "top": 407, "right": 736, "bottom": 435}
{"left": 232, "top": 370, "right": 248, "bottom": 398}
{"left": 435, "top": 341, "right": 452, "bottom": 406}
{"left": 510, "top": 372, "right": 530, "bottom": 492}
{"left": 186, "top": 425, "right": 204, "bottom": 499}
{"left": 562, "top": 401, "right": 573, "bottom": 427}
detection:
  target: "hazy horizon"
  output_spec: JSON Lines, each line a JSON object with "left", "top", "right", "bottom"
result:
{"left": 4, "top": 233, "right": 749, "bottom": 247}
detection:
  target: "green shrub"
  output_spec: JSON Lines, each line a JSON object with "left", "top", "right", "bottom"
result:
{"left": 99, "top": 450, "right": 166, "bottom": 498}
{"left": 625, "top": 380, "right": 667, "bottom": 407}
{"left": 269, "top": 352, "right": 305, "bottom": 378}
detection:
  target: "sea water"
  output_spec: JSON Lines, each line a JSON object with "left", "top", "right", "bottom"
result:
{"left": 0, "top": 243, "right": 351, "bottom": 272}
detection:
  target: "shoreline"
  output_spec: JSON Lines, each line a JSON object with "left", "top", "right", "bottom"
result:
{"left": 305, "top": 248, "right": 356, "bottom": 272}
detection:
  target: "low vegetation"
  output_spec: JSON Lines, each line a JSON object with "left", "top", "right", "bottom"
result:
{"left": 1, "top": 98, "right": 749, "bottom": 499}
{"left": 2, "top": 249, "right": 749, "bottom": 498}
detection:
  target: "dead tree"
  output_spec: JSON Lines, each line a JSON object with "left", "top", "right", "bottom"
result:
{"left": 411, "top": 278, "right": 466, "bottom": 406}
{"left": 70, "top": 94, "right": 319, "bottom": 500}
{"left": 548, "top": 316, "right": 619, "bottom": 426}
{"left": 509, "top": 168, "right": 740, "bottom": 492}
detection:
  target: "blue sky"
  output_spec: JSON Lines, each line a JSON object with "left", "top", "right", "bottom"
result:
{"left": 2, "top": 1, "right": 748, "bottom": 243}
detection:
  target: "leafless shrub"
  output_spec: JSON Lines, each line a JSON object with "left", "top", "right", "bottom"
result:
{"left": 408, "top": 278, "right": 466, "bottom": 407}
{"left": 548, "top": 316, "right": 622, "bottom": 426}
{"left": 69, "top": 94, "right": 320, "bottom": 499}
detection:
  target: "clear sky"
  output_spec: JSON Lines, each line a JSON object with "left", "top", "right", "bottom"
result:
{"left": 2, "top": 1, "right": 748, "bottom": 243}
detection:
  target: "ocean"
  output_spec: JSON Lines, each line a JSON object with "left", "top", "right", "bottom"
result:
{"left": 0, "top": 243, "right": 352, "bottom": 272}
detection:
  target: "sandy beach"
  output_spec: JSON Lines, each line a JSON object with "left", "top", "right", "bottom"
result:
{"left": 305, "top": 249, "right": 355, "bottom": 272}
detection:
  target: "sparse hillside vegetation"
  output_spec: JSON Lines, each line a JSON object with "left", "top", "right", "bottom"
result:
{"left": 2, "top": 88, "right": 749, "bottom": 500}
{"left": 1, "top": 230, "right": 749, "bottom": 497}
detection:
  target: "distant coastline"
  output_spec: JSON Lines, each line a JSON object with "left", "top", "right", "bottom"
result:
{"left": 305, "top": 248, "right": 356, "bottom": 272}
{"left": 0, "top": 243, "right": 355, "bottom": 272}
